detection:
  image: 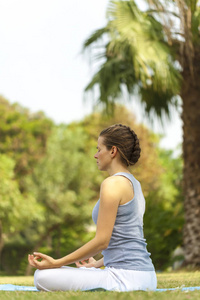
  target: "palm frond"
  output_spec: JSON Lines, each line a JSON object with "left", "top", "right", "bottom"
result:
{"left": 83, "top": 0, "right": 183, "bottom": 119}
{"left": 106, "top": 1, "right": 181, "bottom": 93}
{"left": 85, "top": 55, "right": 136, "bottom": 104}
{"left": 82, "top": 27, "right": 108, "bottom": 50}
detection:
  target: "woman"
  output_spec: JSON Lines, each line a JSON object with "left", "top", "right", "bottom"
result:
{"left": 28, "top": 124, "right": 157, "bottom": 292}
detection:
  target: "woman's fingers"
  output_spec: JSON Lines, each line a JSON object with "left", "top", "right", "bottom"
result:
{"left": 33, "top": 252, "right": 46, "bottom": 259}
{"left": 28, "top": 252, "right": 56, "bottom": 270}
{"left": 75, "top": 257, "right": 96, "bottom": 268}
{"left": 28, "top": 254, "right": 38, "bottom": 267}
{"left": 75, "top": 261, "right": 81, "bottom": 267}
{"left": 75, "top": 260, "right": 87, "bottom": 268}
{"left": 28, "top": 253, "right": 46, "bottom": 268}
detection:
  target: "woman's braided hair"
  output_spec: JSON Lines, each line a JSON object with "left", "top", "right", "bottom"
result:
{"left": 99, "top": 124, "right": 141, "bottom": 166}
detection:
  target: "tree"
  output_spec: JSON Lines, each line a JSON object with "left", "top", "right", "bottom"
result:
{"left": 0, "top": 154, "right": 42, "bottom": 272}
{"left": 83, "top": 0, "right": 200, "bottom": 266}
{"left": 0, "top": 96, "right": 52, "bottom": 273}
{"left": 0, "top": 96, "right": 53, "bottom": 191}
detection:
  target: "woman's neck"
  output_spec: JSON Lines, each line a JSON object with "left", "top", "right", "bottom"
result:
{"left": 107, "top": 165, "right": 131, "bottom": 176}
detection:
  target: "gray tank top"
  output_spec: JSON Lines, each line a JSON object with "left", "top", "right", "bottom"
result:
{"left": 92, "top": 172, "right": 155, "bottom": 271}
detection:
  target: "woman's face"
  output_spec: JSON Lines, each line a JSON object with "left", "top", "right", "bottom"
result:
{"left": 94, "top": 136, "right": 112, "bottom": 171}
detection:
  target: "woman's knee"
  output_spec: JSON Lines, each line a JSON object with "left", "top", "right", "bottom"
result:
{"left": 34, "top": 269, "right": 50, "bottom": 291}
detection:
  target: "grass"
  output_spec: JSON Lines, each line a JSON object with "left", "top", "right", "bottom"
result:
{"left": 0, "top": 271, "right": 200, "bottom": 300}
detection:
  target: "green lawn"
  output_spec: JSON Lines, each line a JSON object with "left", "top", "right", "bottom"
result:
{"left": 0, "top": 271, "right": 200, "bottom": 300}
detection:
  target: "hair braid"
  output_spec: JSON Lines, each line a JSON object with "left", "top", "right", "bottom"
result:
{"left": 100, "top": 124, "right": 141, "bottom": 167}
{"left": 129, "top": 128, "right": 141, "bottom": 165}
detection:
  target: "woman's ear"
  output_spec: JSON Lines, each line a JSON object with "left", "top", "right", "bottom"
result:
{"left": 110, "top": 146, "right": 118, "bottom": 158}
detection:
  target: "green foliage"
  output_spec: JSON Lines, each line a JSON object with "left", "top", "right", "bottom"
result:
{"left": 0, "top": 154, "right": 44, "bottom": 274}
{"left": 0, "top": 96, "right": 53, "bottom": 189}
{"left": 144, "top": 150, "right": 184, "bottom": 270}
{"left": 0, "top": 154, "right": 41, "bottom": 234}
{"left": 83, "top": 0, "right": 181, "bottom": 118}
{"left": 0, "top": 96, "right": 52, "bottom": 273}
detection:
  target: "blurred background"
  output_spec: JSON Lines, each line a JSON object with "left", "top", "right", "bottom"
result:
{"left": 0, "top": 0, "right": 199, "bottom": 275}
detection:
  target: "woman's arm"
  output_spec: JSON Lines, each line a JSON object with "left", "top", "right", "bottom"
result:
{"left": 28, "top": 177, "right": 121, "bottom": 270}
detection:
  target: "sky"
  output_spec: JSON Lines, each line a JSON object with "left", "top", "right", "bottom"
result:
{"left": 0, "top": 0, "right": 182, "bottom": 152}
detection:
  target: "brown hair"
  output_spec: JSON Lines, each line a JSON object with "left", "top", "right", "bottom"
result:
{"left": 99, "top": 124, "right": 141, "bottom": 166}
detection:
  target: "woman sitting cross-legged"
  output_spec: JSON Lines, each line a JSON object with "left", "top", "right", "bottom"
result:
{"left": 28, "top": 124, "right": 157, "bottom": 292}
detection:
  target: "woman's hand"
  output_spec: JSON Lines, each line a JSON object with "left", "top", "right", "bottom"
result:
{"left": 28, "top": 252, "right": 59, "bottom": 270}
{"left": 75, "top": 257, "right": 97, "bottom": 268}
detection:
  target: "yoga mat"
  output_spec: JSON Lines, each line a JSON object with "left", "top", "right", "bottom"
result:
{"left": 0, "top": 284, "right": 200, "bottom": 292}
{"left": 157, "top": 286, "right": 200, "bottom": 292}
{"left": 0, "top": 284, "right": 38, "bottom": 291}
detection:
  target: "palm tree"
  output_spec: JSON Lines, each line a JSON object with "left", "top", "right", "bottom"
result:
{"left": 83, "top": 0, "right": 200, "bottom": 266}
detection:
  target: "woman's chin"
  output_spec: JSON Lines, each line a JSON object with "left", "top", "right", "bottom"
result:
{"left": 97, "top": 164, "right": 103, "bottom": 171}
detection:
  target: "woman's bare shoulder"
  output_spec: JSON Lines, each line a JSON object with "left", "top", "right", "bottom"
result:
{"left": 101, "top": 175, "right": 131, "bottom": 190}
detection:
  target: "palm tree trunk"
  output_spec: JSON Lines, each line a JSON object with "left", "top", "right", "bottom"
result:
{"left": 181, "top": 48, "right": 200, "bottom": 266}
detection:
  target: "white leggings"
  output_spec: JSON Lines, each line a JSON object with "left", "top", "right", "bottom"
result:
{"left": 34, "top": 266, "right": 157, "bottom": 292}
